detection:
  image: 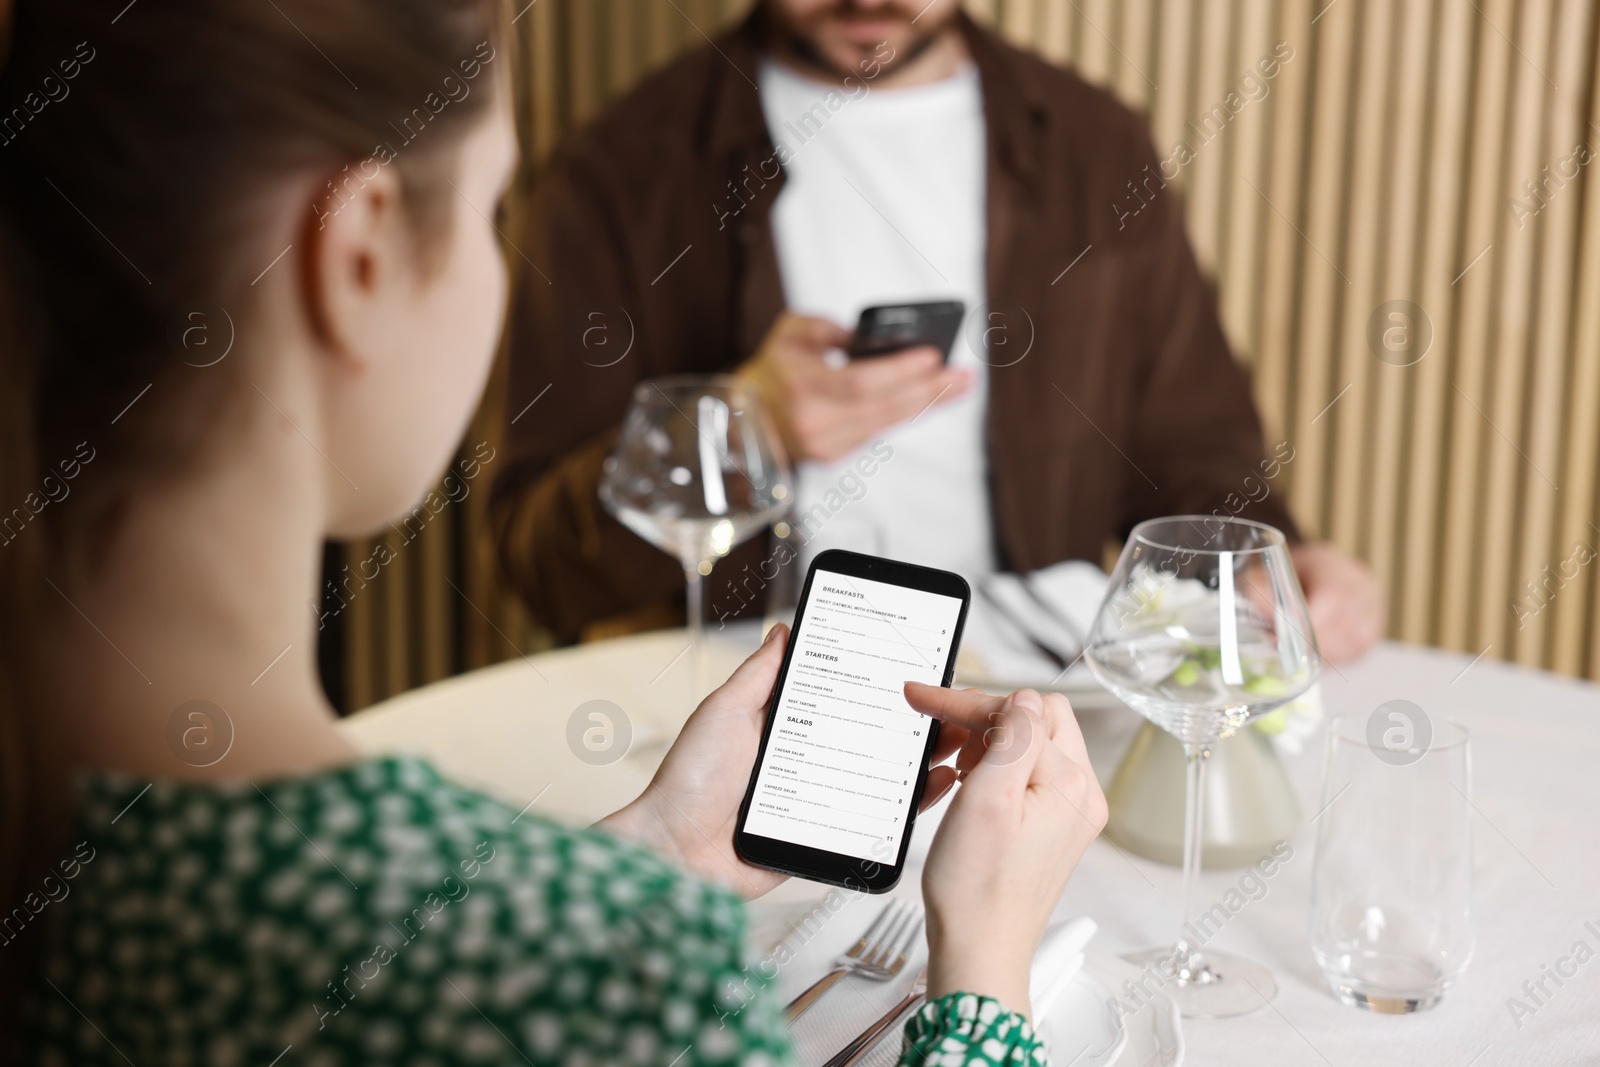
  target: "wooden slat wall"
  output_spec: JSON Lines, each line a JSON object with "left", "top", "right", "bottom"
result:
{"left": 334, "top": 0, "right": 1600, "bottom": 710}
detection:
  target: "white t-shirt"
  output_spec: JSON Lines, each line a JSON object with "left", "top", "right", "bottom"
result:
{"left": 758, "top": 58, "right": 995, "bottom": 579}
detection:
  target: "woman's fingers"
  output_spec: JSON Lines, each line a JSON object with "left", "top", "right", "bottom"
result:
{"left": 906, "top": 683, "right": 1001, "bottom": 774}
{"left": 954, "top": 729, "right": 987, "bottom": 777}
{"left": 1032, "top": 739, "right": 1109, "bottom": 834}
{"left": 1037, "top": 691, "right": 1091, "bottom": 768}
{"left": 906, "top": 682, "right": 1101, "bottom": 794}
{"left": 906, "top": 681, "right": 1051, "bottom": 728}
{"left": 959, "top": 697, "right": 1046, "bottom": 794}
{"left": 908, "top": 682, "right": 1059, "bottom": 771}
{"left": 709, "top": 624, "right": 787, "bottom": 717}
{"left": 904, "top": 681, "right": 1011, "bottom": 729}
{"left": 919, "top": 763, "right": 958, "bottom": 811}
{"left": 953, "top": 701, "right": 1030, "bottom": 774}
{"left": 930, "top": 720, "right": 969, "bottom": 764}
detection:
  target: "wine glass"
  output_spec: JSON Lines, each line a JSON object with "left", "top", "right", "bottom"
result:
{"left": 599, "top": 375, "right": 791, "bottom": 700}
{"left": 1084, "top": 515, "right": 1319, "bottom": 1017}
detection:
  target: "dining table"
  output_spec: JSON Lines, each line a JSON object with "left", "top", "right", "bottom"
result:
{"left": 339, "top": 622, "right": 1600, "bottom": 1066}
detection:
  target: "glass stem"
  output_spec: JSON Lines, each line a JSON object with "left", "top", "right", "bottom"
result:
{"left": 685, "top": 561, "right": 708, "bottom": 702}
{"left": 1176, "top": 741, "right": 1211, "bottom": 977}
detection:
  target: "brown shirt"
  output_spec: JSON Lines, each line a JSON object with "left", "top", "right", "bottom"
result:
{"left": 491, "top": 10, "right": 1298, "bottom": 642}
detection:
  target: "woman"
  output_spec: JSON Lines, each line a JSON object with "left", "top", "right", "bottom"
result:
{"left": 0, "top": 0, "right": 1107, "bottom": 1063}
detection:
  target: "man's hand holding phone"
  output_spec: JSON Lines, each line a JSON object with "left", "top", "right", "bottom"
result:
{"left": 737, "top": 311, "right": 970, "bottom": 463}
{"left": 905, "top": 683, "right": 1108, "bottom": 1020}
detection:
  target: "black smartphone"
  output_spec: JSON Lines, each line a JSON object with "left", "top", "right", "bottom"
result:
{"left": 734, "top": 549, "right": 971, "bottom": 892}
{"left": 848, "top": 300, "right": 967, "bottom": 362}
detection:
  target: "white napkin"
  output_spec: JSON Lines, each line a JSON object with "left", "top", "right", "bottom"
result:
{"left": 959, "top": 561, "right": 1109, "bottom": 689}
{"left": 758, "top": 889, "right": 1097, "bottom": 1066}
{"left": 1029, "top": 915, "right": 1097, "bottom": 1019}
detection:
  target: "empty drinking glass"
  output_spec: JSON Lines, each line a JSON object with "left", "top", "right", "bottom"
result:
{"left": 599, "top": 375, "right": 791, "bottom": 700}
{"left": 1309, "top": 706, "right": 1474, "bottom": 1012}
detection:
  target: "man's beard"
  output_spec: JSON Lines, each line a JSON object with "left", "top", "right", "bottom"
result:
{"left": 774, "top": 14, "right": 945, "bottom": 82}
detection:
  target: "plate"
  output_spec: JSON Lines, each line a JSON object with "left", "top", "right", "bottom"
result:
{"left": 954, "top": 603, "right": 1124, "bottom": 710}
{"left": 954, "top": 668, "right": 1128, "bottom": 713}
{"left": 953, "top": 654, "right": 1128, "bottom": 712}
{"left": 1081, "top": 951, "right": 1185, "bottom": 1066}
{"left": 1035, "top": 969, "right": 1128, "bottom": 1067}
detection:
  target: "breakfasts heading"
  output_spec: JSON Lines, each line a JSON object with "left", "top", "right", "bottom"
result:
{"left": 820, "top": 585, "right": 863, "bottom": 599}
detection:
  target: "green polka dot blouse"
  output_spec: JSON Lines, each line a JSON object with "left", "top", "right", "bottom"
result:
{"left": 22, "top": 757, "right": 1046, "bottom": 1066}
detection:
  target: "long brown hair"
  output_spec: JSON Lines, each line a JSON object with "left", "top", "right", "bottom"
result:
{"left": 0, "top": 0, "right": 503, "bottom": 1010}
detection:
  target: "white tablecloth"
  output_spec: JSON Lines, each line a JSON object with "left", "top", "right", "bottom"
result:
{"left": 340, "top": 627, "right": 1600, "bottom": 1066}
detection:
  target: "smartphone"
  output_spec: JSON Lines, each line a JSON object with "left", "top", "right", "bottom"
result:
{"left": 848, "top": 300, "right": 967, "bottom": 362}
{"left": 734, "top": 549, "right": 971, "bottom": 892}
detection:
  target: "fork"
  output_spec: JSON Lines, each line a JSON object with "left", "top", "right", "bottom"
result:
{"left": 821, "top": 965, "right": 929, "bottom": 1067}
{"left": 785, "top": 899, "right": 922, "bottom": 1023}
{"left": 977, "top": 579, "right": 1074, "bottom": 671}
{"left": 1019, "top": 572, "right": 1087, "bottom": 662}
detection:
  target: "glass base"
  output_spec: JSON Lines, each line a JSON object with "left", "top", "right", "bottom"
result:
{"left": 1122, "top": 944, "right": 1278, "bottom": 1018}
{"left": 1320, "top": 954, "right": 1448, "bottom": 1014}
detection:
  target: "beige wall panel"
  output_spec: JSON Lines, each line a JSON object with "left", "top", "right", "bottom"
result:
{"left": 1398, "top": 0, "right": 1475, "bottom": 644}
{"left": 1437, "top": 0, "right": 1518, "bottom": 653}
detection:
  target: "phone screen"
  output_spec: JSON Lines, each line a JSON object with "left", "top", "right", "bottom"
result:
{"left": 741, "top": 560, "right": 966, "bottom": 871}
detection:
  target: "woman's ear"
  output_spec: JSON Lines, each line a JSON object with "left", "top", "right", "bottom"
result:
{"left": 298, "top": 162, "right": 408, "bottom": 373}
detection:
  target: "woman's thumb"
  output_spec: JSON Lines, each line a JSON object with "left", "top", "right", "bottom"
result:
{"left": 713, "top": 623, "right": 787, "bottom": 706}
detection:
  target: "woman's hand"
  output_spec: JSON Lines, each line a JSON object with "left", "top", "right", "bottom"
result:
{"left": 601, "top": 624, "right": 969, "bottom": 898}
{"left": 905, "top": 684, "right": 1108, "bottom": 1019}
